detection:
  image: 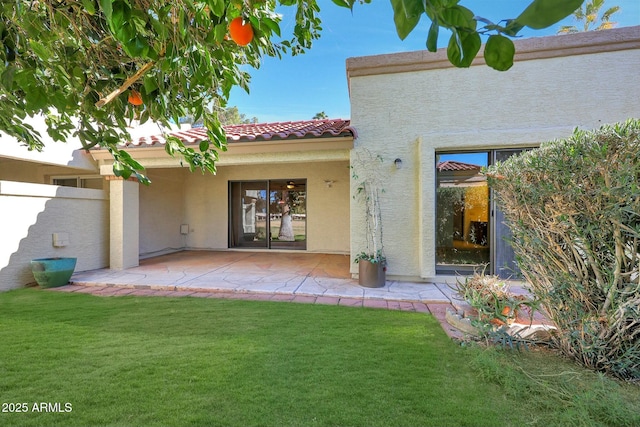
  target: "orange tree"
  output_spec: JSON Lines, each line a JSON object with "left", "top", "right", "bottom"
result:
{"left": 0, "top": 0, "right": 583, "bottom": 182}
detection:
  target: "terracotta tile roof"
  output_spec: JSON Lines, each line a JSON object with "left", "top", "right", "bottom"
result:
{"left": 224, "top": 119, "right": 356, "bottom": 141}
{"left": 119, "top": 118, "right": 356, "bottom": 148}
{"left": 436, "top": 160, "right": 481, "bottom": 172}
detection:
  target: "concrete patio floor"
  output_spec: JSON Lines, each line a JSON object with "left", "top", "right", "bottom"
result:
{"left": 70, "top": 250, "right": 457, "bottom": 303}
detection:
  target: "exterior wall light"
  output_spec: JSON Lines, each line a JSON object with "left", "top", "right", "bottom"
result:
{"left": 394, "top": 158, "right": 402, "bottom": 169}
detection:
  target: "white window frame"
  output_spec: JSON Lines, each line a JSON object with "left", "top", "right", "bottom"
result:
{"left": 50, "top": 175, "right": 104, "bottom": 189}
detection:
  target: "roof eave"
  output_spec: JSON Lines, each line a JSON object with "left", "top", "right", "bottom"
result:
{"left": 90, "top": 134, "right": 354, "bottom": 164}
{"left": 346, "top": 25, "right": 640, "bottom": 79}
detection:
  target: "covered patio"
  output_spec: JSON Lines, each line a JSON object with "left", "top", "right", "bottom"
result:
{"left": 69, "top": 251, "right": 454, "bottom": 302}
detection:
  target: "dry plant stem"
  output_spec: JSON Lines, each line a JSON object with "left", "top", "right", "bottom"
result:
{"left": 602, "top": 172, "right": 623, "bottom": 305}
{"left": 95, "top": 61, "right": 157, "bottom": 108}
{"left": 568, "top": 216, "right": 606, "bottom": 288}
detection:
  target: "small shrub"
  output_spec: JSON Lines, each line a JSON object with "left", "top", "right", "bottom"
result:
{"left": 452, "top": 269, "right": 536, "bottom": 326}
{"left": 487, "top": 119, "right": 640, "bottom": 382}
{"left": 452, "top": 270, "right": 540, "bottom": 350}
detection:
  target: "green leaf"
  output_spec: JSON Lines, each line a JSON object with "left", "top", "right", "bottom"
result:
{"left": 440, "top": 5, "right": 477, "bottom": 31}
{"left": 122, "top": 35, "right": 149, "bottom": 58}
{"left": 484, "top": 34, "right": 515, "bottom": 71}
{"left": 109, "top": 1, "right": 130, "bottom": 36}
{"left": 391, "top": 0, "right": 425, "bottom": 40}
{"left": 136, "top": 173, "right": 151, "bottom": 186}
{"left": 164, "top": 142, "right": 174, "bottom": 157}
{"left": 426, "top": 19, "right": 439, "bottom": 52}
{"left": 126, "top": 156, "right": 145, "bottom": 171}
{"left": 149, "top": 16, "right": 168, "bottom": 40}
{"left": 30, "top": 39, "right": 50, "bottom": 61}
{"left": 516, "top": 0, "right": 585, "bottom": 29}
{"left": 1, "top": 65, "right": 16, "bottom": 90}
{"left": 502, "top": 19, "right": 524, "bottom": 37}
{"left": 143, "top": 75, "right": 158, "bottom": 94}
{"left": 447, "top": 30, "right": 481, "bottom": 68}
{"left": 120, "top": 168, "right": 133, "bottom": 180}
{"left": 117, "top": 150, "right": 132, "bottom": 161}
{"left": 109, "top": 2, "right": 126, "bottom": 33}
{"left": 209, "top": 0, "right": 225, "bottom": 18}
{"left": 199, "top": 140, "right": 209, "bottom": 152}
{"left": 82, "top": 0, "right": 96, "bottom": 15}
{"left": 25, "top": 86, "right": 49, "bottom": 110}
{"left": 130, "top": 11, "right": 150, "bottom": 34}
{"left": 72, "top": 67, "right": 85, "bottom": 84}
{"left": 261, "top": 17, "right": 281, "bottom": 37}
{"left": 331, "top": 0, "right": 354, "bottom": 9}
{"left": 99, "top": 0, "right": 112, "bottom": 20}
{"left": 214, "top": 24, "right": 227, "bottom": 43}
{"left": 113, "top": 161, "right": 125, "bottom": 177}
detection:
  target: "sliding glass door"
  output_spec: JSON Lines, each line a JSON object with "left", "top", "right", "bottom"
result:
{"left": 229, "top": 180, "right": 306, "bottom": 250}
{"left": 229, "top": 181, "right": 269, "bottom": 248}
{"left": 269, "top": 180, "right": 307, "bottom": 249}
{"left": 492, "top": 149, "right": 526, "bottom": 279}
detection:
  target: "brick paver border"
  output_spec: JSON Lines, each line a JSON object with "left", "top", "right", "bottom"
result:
{"left": 48, "top": 284, "right": 465, "bottom": 339}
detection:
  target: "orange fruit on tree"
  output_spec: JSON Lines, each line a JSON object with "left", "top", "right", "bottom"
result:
{"left": 128, "top": 89, "right": 143, "bottom": 106}
{"left": 229, "top": 17, "right": 254, "bottom": 46}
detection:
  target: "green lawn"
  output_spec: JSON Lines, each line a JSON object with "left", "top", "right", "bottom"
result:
{"left": 0, "top": 289, "right": 638, "bottom": 427}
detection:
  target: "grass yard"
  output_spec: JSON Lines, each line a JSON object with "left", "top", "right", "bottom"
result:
{"left": 0, "top": 289, "right": 638, "bottom": 427}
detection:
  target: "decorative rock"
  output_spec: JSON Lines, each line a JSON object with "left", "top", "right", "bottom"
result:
{"left": 445, "top": 309, "right": 479, "bottom": 335}
{"left": 446, "top": 309, "right": 557, "bottom": 344}
{"left": 507, "top": 323, "right": 557, "bottom": 341}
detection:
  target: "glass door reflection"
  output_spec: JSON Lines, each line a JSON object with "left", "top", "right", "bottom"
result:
{"left": 436, "top": 152, "right": 490, "bottom": 274}
{"left": 229, "top": 180, "right": 306, "bottom": 250}
{"left": 229, "top": 181, "right": 268, "bottom": 248}
{"left": 269, "top": 180, "right": 306, "bottom": 249}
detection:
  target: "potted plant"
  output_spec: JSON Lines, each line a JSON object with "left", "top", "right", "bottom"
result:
{"left": 355, "top": 251, "right": 386, "bottom": 288}
{"left": 352, "top": 148, "right": 386, "bottom": 288}
{"left": 31, "top": 257, "right": 77, "bottom": 288}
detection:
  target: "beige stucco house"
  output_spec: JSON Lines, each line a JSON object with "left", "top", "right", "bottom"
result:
{"left": 90, "top": 120, "right": 355, "bottom": 272}
{"left": 1, "top": 26, "right": 639, "bottom": 290}
{"left": 347, "top": 25, "right": 640, "bottom": 281}
{"left": 1, "top": 119, "right": 355, "bottom": 290}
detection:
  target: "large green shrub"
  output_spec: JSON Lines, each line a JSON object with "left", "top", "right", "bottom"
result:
{"left": 487, "top": 119, "right": 640, "bottom": 382}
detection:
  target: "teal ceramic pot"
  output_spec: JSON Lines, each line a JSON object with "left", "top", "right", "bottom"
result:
{"left": 31, "top": 257, "right": 77, "bottom": 288}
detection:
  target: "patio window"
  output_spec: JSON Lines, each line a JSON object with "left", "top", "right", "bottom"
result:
{"left": 436, "top": 152, "right": 490, "bottom": 275}
{"left": 51, "top": 175, "right": 104, "bottom": 189}
{"left": 435, "top": 149, "right": 532, "bottom": 278}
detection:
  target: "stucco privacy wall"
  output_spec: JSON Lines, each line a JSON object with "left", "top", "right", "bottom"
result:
{"left": 347, "top": 26, "right": 640, "bottom": 280}
{"left": 0, "top": 181, "right": 109, "bottom": 290}
{"left": 0, "top": 159, "right": 101, "bottom": 184}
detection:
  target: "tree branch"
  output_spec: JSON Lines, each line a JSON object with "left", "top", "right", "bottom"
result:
{"left": 95, "top": 60, "right": 156, "bottom": 108}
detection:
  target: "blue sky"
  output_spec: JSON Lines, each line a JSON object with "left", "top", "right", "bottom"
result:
{"left": 228, "top": 0, "right": 640, "bottom": 123}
